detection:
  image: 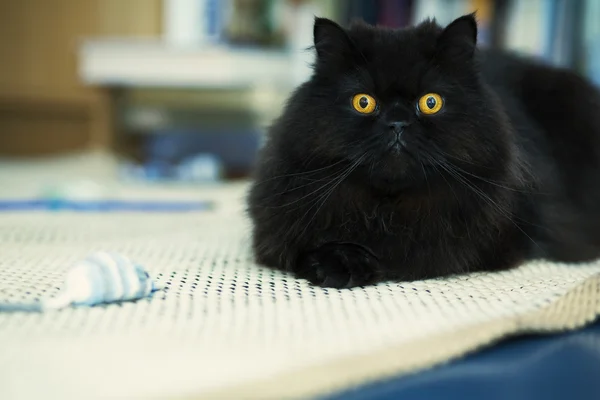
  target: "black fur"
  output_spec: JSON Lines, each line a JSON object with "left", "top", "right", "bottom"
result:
{"left": 247, "top": 14, "right": 600, "bottom": 288}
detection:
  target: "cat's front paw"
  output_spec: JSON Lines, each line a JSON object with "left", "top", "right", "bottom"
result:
{"left": 295, "top": 243, "right": 380, "bottom": 288}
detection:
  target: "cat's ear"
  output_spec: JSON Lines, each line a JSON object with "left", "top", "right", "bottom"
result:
{"left": 313, "top": 17, "right": 354, "bottom": 65}
{"left": 436, "top": 13, "right": 478, "bottom": 63}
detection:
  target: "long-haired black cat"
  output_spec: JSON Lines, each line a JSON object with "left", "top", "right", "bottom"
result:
{"left": 247, "top": 13, "right": 600, "bottom": 288}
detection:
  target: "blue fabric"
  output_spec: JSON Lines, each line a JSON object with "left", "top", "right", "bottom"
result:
{"left": 0, "top": 199, "right": 212, "bottom": 212}
{"left": 326, "top": 320, "right": 600, "bottom": 400}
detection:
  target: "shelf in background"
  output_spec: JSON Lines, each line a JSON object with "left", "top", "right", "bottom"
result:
{"left": 78, "top": 39, "right": 309, "bottom": 89}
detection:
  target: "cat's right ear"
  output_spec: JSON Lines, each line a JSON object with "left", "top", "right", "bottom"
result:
{"left": 313, "top": 18, "right": 354, "bottom": 66}
{"left": 436, "top": 13, "right": 478, "bottom": 64}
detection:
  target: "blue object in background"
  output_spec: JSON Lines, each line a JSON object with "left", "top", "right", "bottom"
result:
{"left": 0, "top": 199, "right": 213, "bottom": 212}
{"left": 145, "top": 129, "right": 261, "bottom": 175}
{"left": 121, "top": 154, "right": 223, "bottom": 183}
{"left": 204, "top": 0, "right": 226, "bottom": 42}
{"left": 327, "top": 320, "right": 600, "bottom": 400}
{"left": 589, "top": 37, "right": 600, "bottom": 87}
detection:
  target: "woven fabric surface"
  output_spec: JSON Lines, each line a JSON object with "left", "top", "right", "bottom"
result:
{"left": 1, "top": 184, "right": 600, "bottom": 400}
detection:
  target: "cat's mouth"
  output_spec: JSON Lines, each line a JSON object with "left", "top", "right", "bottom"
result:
{"left": 386, "top": 137, "right": 410, "bottom": 157}
{"left": 379, "top": 139, "right": 427, "bottom": 173}
{"left": 389, "top": 140, "right": 405, "bottom": 154}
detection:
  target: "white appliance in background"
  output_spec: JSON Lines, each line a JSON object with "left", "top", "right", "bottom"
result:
{"left": 284, "top": 0, "right": 322, "bottom": 86}
{"left": 412, "top": 0, "right": 470, "bottom": 27}
{"left": 584, "top": 0, "right": 600, "bottom": 85}
{"left": 163, "top": 0, "right": 226, "bottom": 47}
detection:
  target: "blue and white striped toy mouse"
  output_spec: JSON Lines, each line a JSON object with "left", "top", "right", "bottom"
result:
{"left": 0, "top": 251, "right": 162, "bottom": 312}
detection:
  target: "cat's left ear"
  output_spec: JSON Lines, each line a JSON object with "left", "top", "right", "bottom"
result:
{"left": 436, "top": 13, "right": 478, "bottom": 63}
{"left": 313, "top": 17, "right": 355, "bottom": 66}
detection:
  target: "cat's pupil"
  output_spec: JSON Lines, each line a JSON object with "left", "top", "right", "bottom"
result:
{"left": 359, "top": 97, "right": 369, "bottom": 108}
{"left": 426, "top": 96, "right": 436, "bottom": 109}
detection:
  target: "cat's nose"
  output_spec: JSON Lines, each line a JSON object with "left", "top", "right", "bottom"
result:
{"left": 388, "top": 121, "right": 410, "bottom": 131}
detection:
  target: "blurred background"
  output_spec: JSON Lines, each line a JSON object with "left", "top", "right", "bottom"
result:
{"left": 0, "top": 0, "right": 598, "bottom": 199}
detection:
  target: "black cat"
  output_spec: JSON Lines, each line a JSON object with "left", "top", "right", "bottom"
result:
{"left": 247, "top": 14, "right": 600, "bottom": 288}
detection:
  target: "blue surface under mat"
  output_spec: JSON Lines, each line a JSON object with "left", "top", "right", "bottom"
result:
{"left": 0, "top": 199, "right": 212, "bottom": 212}
{"left": 327, "top": 320, "right": 600, "bottom": 400}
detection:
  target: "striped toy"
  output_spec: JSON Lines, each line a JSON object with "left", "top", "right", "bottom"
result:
{"left": 0, "top": 252, "right": 161, "bottom": 312}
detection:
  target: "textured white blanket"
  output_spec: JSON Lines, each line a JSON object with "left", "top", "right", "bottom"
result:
{"left": 1, "top": 185, "right": 599, "bottom": 399}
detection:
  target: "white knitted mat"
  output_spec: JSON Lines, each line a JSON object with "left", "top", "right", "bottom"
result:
{"left": 1, "top": 187, "right": 600, "bottom": 399}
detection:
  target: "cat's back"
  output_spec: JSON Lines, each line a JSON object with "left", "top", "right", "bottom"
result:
{"left": 477, "top": 48, "right": 600, "bottom": 180}
{"left": 480, "top": 48, "right": 600, "bottom": 262}
{"left": 478, "top": 49, "right": 600, "bottom": 134}
{"left": 478, "top": 48, "right": 600, "bottom": 162}
{"left": 479, "top": 47, "right": 600, "bottom": 158}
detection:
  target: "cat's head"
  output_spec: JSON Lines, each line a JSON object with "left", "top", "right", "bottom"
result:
{"left": 278, "top": 14, "right": 516, "bottom": 194}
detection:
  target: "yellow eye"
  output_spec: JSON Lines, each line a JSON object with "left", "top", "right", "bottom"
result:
{"left": 418, "top": 93, "right": 443, "bottom": 115}
{"left": 352, "top": 94, "right": 377, "bottom": 114}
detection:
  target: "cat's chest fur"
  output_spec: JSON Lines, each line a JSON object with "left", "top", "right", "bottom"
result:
{"left": 321, "top": 182, "right": 471, "bottom": 245}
